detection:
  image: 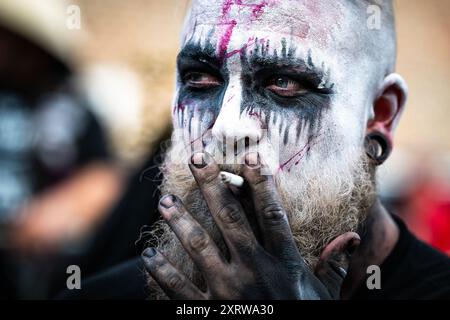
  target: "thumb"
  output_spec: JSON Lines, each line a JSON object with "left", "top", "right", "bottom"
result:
{"left": 315, "top": 232, "right": 360, "bottom": 299}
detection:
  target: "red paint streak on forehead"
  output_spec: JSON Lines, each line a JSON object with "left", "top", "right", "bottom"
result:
{"left": 251, "top": 1, "right": 268, "bottom": 19}
{"left": 217, "top": 0, "right": 277, "bottom": 61}
{"left": 222, "top": 0, "right": 237, "bottom": 16}
{"left": 218, "top": 20, "right": 237, "bottom": 60}
{"left": 224, "top": 36, "right": 269, "bottom": 59}
{"left": 239, "top": 0, "right": 273, "bottom": 21}
{"left": 218, "top": 0, "right": 237, "bottom": 61}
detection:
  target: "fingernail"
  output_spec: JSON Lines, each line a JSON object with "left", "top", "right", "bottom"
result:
{"left": 142, "top": 247, "right": 157, "bottom": 258}
{"left": 245, "top": 152, "right": 260, "bottom": 167}
{"left": 159, "top": 194, "right": 176, "bottom": 208}
{"left": 191, "top": 152, "right": 207, "bottom": 168}
{"left": 345, "top": 237, "right": 360, "bottom": 258}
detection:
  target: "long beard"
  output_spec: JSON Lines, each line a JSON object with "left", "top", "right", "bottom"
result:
{"left": 145, "top": 141, "right": 376, "bottom": 300}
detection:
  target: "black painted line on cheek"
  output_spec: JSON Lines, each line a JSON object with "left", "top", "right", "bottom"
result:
{"left": 176, "top": 27, "right": 230, "bottom": 140}
{"left": 188, "top": 109, "right": 194, "bottom": 133}
{"left": 283, "top": 125, "right": 290, "bottom": 145}
{"left": 278, "top": 118, "right": 284, "bottom": 135}
{"left": 295, "top": 118, "right": 303, "bottom": 143}
{"left": 272, "top": 111, "right": 278, "bottom": 126}
{"left": 281, "top": 38, "right": 287, "bottom": 58}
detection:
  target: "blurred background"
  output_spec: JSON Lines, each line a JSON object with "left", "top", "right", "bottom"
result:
{"left": 0, "top": 0, "right": 448, "bottom": 299}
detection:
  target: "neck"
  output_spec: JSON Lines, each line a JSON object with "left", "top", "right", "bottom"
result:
{"left": 341, "top": 198, "right": 399, "bottom": 299}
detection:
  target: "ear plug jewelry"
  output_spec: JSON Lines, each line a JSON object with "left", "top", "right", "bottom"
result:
{"left": 364, "top": 132, "right": 391, "bottom": 165}
{"left": 220, "top": 171, "right": 244, "bottom": 188}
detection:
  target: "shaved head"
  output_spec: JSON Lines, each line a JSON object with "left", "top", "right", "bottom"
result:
{"left": 355, "top": 0, "right": 397, "bottom": 83}
{"left": 181, "top": 0, "right": 397, "bottom": 80}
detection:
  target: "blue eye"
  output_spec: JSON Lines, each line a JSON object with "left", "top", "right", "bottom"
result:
{"left": 266, "top": 76, "right": 306, "bottom": 97}
{"left": 275, "top": 77, "right": 291, "bottom": 88}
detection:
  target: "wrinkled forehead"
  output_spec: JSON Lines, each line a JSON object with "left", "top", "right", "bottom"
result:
{"left": 181, "top": 1, "right": 365, "bottom": 82}
{"left": 182, "top": 0, "right": 356, "bottom": 48}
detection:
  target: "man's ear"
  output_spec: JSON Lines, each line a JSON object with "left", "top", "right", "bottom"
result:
{"left": 366, "top": 73, "right": 408, "bottom": 149}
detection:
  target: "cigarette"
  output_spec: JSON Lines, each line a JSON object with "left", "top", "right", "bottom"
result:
{"left": 220, "top": 171, "right": 244, "bottom": 188}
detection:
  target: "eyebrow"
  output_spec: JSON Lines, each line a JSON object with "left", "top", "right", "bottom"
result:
{"left": 177, "top": 43, "right": 222, "bottom": 70}
{"left": 255, "top": 55, "right": 325, "bottom": 75}
{"left": 177, "top": 41, "right": 334, "bottom": 90}
{"left": 247, "top": 48, "right": 334, "bottom": 93}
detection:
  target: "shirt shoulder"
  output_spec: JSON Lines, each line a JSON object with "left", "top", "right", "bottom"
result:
{"left": 354, "top": 214, "right": 450, "bottom": 300}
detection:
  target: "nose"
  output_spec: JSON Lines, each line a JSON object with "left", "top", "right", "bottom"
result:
{"left": 211, "top": 77, "right": 262, "bottom": 149}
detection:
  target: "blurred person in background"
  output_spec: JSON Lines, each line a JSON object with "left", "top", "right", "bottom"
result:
{"left": 397, "top": 158, "right": 450, "bottom": 255}
{"left": 0, "top": 0, "right": 123, "bottom": 298}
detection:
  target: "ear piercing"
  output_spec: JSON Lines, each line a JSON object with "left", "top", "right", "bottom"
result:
{"left": 364, "top": 132, "right": 391, "bottom": 165}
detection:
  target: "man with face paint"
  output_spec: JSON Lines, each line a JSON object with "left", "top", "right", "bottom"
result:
{"left": 59, "top": 0, "right": 450, "bottom": 300}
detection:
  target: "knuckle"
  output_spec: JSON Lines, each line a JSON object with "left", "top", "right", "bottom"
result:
{"left": 147, "top": 255, "right": 167, "bottom": 272}
{"left": 261, "top": 202, "right": 286, "bottom": 223}
{"left": 235, "top": 241, "right": 257, "bottom": 257}
{"left": 198, "top": 169, "right": 219, "bottom": 187}
{"left": 189, "top": 229, "right": 210, "bottom": 252}
{"left": 250, "top": 173, "right": 269, "bottom": 188}
{"left": 167, "top": 273, "right": 186, "bottom": 291}
{"left": 217, "top": 204, "right": 243, "bottom": 227}
{"left": 167, "top": 207, "right": 185, "bottom": 223}
{"left": 277, "top": 246, "right": 302, "bottom": 263}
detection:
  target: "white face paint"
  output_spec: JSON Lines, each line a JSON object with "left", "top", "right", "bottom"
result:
{"left": 148, "top": 2, "right": 380, "bottom": 297}
{"left": 169, "top": 0, "right": 376, "bottom": 179}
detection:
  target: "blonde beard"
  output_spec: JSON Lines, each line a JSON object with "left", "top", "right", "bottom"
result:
{"left": 145, "top": 142, "right": 376, "bottom": 300}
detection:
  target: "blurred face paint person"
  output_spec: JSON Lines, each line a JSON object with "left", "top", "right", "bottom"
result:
{"left": 0, "top": 5, "right": 114, "bottom": 254}
{"left": 148, "top": 0, "right": 407, "bottom": 298}
{"left": 0, "top": 25, "right": 73, "bottom": 222}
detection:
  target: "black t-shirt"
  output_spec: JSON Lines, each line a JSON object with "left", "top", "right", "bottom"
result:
{"left": 351, "top": 215, "right": 450, "bottom": 299}
{"left": 57, "top": 212, "right": 450, "bottom": 300}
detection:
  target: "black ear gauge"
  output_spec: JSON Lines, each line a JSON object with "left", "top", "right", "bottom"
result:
{"left": 364, "top": 132, "right": 392, "bottom": 165}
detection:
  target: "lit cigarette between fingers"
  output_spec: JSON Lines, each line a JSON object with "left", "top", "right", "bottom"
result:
{"left": 220, "top": 171, "right": 244, "bottom": 188}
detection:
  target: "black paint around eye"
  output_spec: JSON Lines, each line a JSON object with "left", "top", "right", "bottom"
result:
{"left": 175, "top": 31, "right": 334, "bottom": 148}
{"left": 239, "top": 39, "right": 333, "bottom": 144}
